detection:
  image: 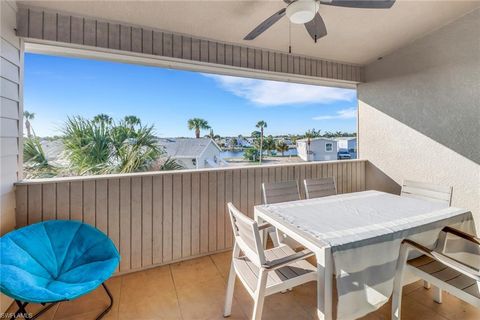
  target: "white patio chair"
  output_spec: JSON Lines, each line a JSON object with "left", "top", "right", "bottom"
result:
{"left": 392, "top": 227, "right": 480, "bottom": 320}
{"left": 224, "top": 203, "right": 317, "bottom": 320}
{"left": 401, "top": 180, "right": 453, "bottom": 290}
{"left": 261, "top": 180, "right": 301, "bottom": 248}
{"left": 304, "top": 177, "right": 337, "bottom": 199}
{"left": 400, "top": 180, "right": 453, "bottom": 206}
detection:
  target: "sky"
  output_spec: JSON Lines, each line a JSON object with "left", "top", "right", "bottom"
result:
{"left": 24, "top": 53, "right": 357, "bottom": 138}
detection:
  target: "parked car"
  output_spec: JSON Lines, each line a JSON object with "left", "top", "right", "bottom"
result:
{"left": 337, "top": 150, "right": 352, "bottom": 160}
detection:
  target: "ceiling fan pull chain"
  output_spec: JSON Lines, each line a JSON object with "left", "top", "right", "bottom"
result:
{"left": 289, "top": 21, "right": 292, "bottom": 54}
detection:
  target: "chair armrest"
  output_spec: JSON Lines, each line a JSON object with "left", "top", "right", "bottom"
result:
{"left": 258, "top": 222, "right": 273, "bottom": 231}
{"left": 402, "top": 239, "right": 480, "bottom": 280}
{"left": 441, "top": 226, "right": 480, "bottom": 245}
{"left": 263, "top": 249, "right": 314, "bottom": 270}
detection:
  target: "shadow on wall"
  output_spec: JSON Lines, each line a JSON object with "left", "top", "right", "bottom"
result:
{"left": 365, "top": 161, "right": 400, "bottom": 195}
{"left": 359, "top": 9, "right": 480, "bottom": 165}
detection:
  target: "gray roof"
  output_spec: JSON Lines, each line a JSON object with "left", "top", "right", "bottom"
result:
{"left": 158, "top": 138, "right": 220, "bottom": 158}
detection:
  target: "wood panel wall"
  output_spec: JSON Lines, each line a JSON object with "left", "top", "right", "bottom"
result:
{"left": 15, "top": 7, "right": 363, "bottom": 83}
{"left": 15, "top": 160, "right": 366, "bottom": 274}
{"left": 1, "top": 1, "right": 22, "bottom": 236}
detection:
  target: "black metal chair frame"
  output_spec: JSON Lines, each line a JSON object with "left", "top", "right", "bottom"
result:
{"left": 9, "top": 283, "right": 113, "bottom": 320}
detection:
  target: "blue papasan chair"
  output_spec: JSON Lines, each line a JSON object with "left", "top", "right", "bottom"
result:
{"left": 0, "top": 220, "right": 120, "bottom": 319}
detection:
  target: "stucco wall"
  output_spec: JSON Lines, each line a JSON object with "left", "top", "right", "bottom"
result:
{"left": 358, "top": 9, "right": 480, "bottom": 228}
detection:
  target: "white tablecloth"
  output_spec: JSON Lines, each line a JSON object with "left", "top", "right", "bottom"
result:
{"left": 262, "top": 191, "right": 475, "bottom": 319}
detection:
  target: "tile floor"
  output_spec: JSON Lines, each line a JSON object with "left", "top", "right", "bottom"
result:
{"left": 7, "top": 251, "right": 480, "bottom": 320}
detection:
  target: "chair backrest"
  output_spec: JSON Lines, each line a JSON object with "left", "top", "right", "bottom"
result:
{"left": 304, "top": 177, "right": 337, "bottom": 199}
{"left": 401, "top": 180, "right": 453, "bottom": 206}
{"left": 262, "top": 180, "right": 301, "bottom": 204}
{"left": 227, "top": 202, "right": 265, "bottom": 266}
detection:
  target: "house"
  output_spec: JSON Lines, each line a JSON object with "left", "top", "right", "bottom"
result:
{"left": 296, "top": 138, "right": 337, "bottom": 161}
{"left": 335, "top": 137, "right": 357, "bottom": 159}
{"left": 225, "top": 136, "right": 251, "bottom": 148}
{"left": 158, "top": 138, "right": 227, "bottom": 169}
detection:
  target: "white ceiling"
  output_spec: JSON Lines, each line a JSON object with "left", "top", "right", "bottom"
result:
{"left": 19, "top": 0, "right": 479, "bottom": 65}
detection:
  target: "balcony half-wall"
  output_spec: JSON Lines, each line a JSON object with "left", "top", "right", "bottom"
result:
{"left": 15, "top": 160, "right": 366, "bottom": 274}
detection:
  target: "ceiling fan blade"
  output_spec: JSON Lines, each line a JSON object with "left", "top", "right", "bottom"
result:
{"left": 283, "top": 0, "right": 295, "bottom": 3}
{"left": 304, "top": 13, "right": 327, "bottom": 43}
{"left": 244, "top": 8, "right": 286, "bottom": 40}
{"left": 320, "top": 0, "right": 395, "bottom": 9}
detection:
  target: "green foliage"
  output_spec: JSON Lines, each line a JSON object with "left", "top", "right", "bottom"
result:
{"left": 276, "top": 141, "right": 289, "bottom": 156}
{"left": 323, "top": 131, "right": 355, "bottom": 138}
{"left": 243, "top": 147, "right": 259, "bottom": 161}
{"left": 229, "top": 137, "right": 238, "bottom": 150}
{"left": 62, "top": 114, "right": 166, "bottom": 175}
{"left": 304, "top": 128, "right": 322, "bottom": 139}
{"left": 23, "top": 111, "right": 35, "bottom": 120}
{"left": 23, "top": 137, "right": 58, "bottom": 178}
{"left": 187, "top": 118, "right": 210, "bottom": 138}
{"left": 205, "top": 128, "right": 220, "bottom": 140}
{"left": 158, "top": 157, "right": 184, "bottom": 171}
{"left": 251, "top": 131, "right": 261, "bottom": 139}
{"left": 263, "top": 135, "right": 276, "bottom": 154}
{"left": 256, "top": 120, "right": 267, "bottom": 130}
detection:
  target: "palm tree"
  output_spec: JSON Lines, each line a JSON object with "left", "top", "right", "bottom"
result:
{"left": 206, "top": 128, "right": 220, "bottom": 141}
{"left": 188, "top": 118, "right": 210, "bottom": 138}
{"left": 263, "top": 135, "right": 275, "bottom": 156}
{"left": 62, "top": 114, "right": 163, "bottom": 175}
{"left": 255, "top": 120, "right": 267, "bottom": 163}
{"left": 23, "top": 137, "right": 58, "bottom": 178}
{"left": 93, "top": 113, "right": 112, "bottom": 125}
{"left": 124, "top": 115, "right": 141, "bottom": 128}
{"left": 23, "top": 111, "right": 35, "bottom": 137}
{"left": 304, "top": 130, "right": 316, "bottom": 160}
{"left": 229, "top": 137, "right": 238, "bottom": 150}
{"left": 276, "top": 141, "right": 289, "bottom": 156}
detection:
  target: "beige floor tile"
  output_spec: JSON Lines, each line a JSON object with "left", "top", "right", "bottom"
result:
{"left": 170, "top": 256, "right": 222, "bottom": 289}
{"left": 402, "top": 280, "right": 424, "bottom": 295}
{"left": 404, "top": 287, "right": 467, "bottom": 319}
{"left": 6, "top": 302, "right": 59, "bottom": 320}
{"left": 54, "top": 277, "right": 122, "bottom": 320}
{"left": 9, "top": 252, "right": 479, "bottom": 320}
{"left": 176, "top": 276, "right": 246, "bottom": 320}
{"left": 401, "top": 298, "right": 449, "bottom": 320}
{"left": 118, "top": 266, "right": 181, "bottom": 320}
{"left": 210, "top": 251, "right": 232, "bottom": 278}
{"left": 449, "top": 302, "right": 480, "bottom": 320}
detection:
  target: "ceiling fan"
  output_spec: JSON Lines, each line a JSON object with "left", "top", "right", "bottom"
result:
{"left": 244, "top": 0, "right": 395, "bottom": 43}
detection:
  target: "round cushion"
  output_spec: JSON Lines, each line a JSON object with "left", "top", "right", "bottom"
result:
{"left": 0, "top": 220, "right": 120, "bottom": 303}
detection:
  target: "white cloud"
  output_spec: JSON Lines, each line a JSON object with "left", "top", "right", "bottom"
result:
{"left": 313, "top": 108, "right": 357, "bottom": 120}
{"left": 204, "top": 74, "right": 355, "bottom": 106}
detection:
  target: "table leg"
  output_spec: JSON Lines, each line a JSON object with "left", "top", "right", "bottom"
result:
{"left": 317, "top": 248, "right": 333, "bottom": 320}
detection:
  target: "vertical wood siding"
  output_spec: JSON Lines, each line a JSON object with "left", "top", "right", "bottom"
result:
{"left": 16, "top": 7, "right": 363, "bottom": 83}
{"left": 15, "top": 160, "right": 366, "bottom": 274}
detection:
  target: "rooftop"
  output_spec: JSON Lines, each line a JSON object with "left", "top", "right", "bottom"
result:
{"left": 157, "top": 138, "right": 220, "bottom": 159}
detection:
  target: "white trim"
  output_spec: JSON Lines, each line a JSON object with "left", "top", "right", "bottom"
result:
{"left": 24, "top": 41, "right": 357, "bottom": 90}
{"left": 16, "top": 159, "right": 367, "bottom": 185}
{"left": 197, "top": 139, "right": 222, "bottom": 159}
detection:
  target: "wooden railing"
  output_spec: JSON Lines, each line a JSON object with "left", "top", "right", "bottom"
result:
{"left": 15, "top": 160, "right": 366, "bottom": 274}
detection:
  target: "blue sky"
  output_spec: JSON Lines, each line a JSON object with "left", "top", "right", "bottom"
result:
{"left": 24, "top": 53, "right": 357, "bottom": 138}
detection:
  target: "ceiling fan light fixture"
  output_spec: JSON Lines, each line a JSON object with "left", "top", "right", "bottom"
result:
{"left": 286, "top": 0, "right": 317, "bottom": 24}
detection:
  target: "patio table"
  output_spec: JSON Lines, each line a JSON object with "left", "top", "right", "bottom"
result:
{"left": 254, "top": 190, "right": 474, "bottom": 320}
